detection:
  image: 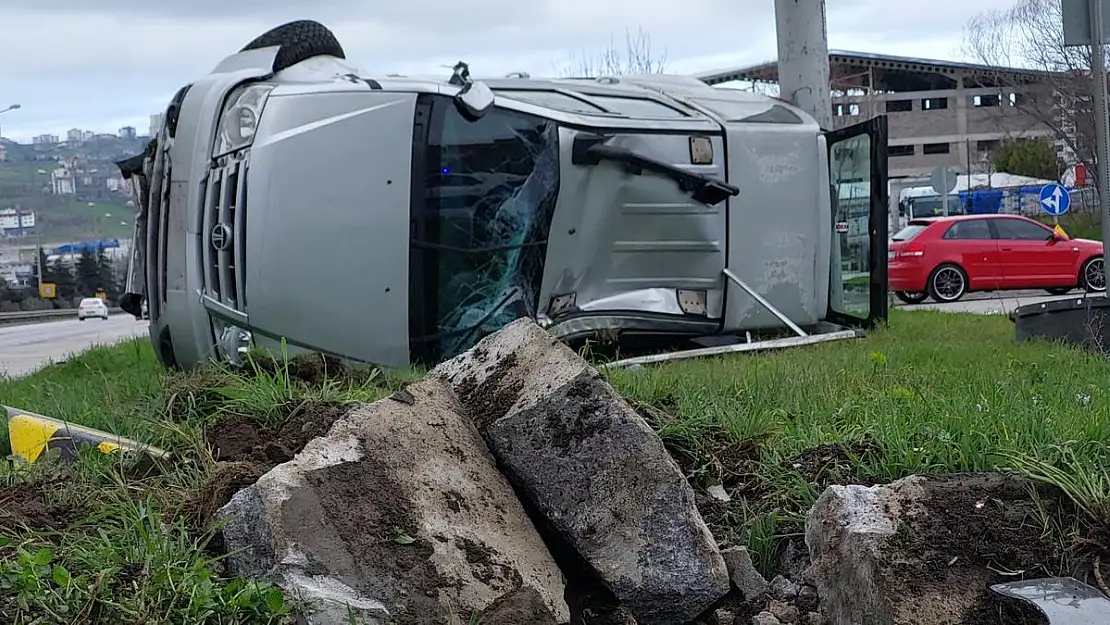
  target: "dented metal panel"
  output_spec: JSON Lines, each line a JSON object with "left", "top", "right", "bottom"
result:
{"left": 991, "top": 577, "right": 1110, "bottom": 625}
{"left": 539, "top": 127, "right": 728, "bottom": 337}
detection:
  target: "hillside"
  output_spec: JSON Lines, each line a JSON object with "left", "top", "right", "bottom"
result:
{"left": 0, "top": 141, "right": 143, "bottom": 241}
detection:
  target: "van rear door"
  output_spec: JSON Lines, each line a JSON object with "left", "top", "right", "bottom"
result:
{"left": 115, "top": 145, "right": 153, "bottom": 319}
{"left": 823, "top": 116, "right": 889, "bottom": 327}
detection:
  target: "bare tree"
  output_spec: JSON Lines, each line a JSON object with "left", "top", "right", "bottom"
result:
{"left": 559, "top": 28, "right": 667, "bottom": 77}
{"left": 963, "top": 0, "right": 1099, "bottom": 192}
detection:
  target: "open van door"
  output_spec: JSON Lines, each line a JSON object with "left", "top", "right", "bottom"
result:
{"left": 115, "top": 145, "right": 153, "bottom": 320}
{"left": 824, "top": 116, "right": 889, "bottom": 328}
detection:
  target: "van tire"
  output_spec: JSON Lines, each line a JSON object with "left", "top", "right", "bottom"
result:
{"left": 240, "top": 20, "right": 346, "bottom": 73}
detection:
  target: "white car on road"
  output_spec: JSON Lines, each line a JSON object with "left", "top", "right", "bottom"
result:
{"left": 77, "top": 297, "right": 109, "bottom": 321}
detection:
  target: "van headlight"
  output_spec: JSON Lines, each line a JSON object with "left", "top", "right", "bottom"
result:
{"left": 212, "top": 84, "right": 274, "bottom": 158}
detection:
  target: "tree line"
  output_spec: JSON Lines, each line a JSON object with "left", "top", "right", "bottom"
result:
{"left": 0, "top": 247, "right": 124, "bottom": 313}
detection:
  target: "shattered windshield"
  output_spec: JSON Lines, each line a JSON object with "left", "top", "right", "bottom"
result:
{"left": 411, "top": 99, "right": 560, "bottom": 362}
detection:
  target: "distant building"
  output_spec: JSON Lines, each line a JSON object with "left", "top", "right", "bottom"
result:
{"left": 149, "top": 113, "right": 165, "bottom": 138}
{"left": 66, "top": 128, "right": 83, "bottom": 144}
{"left": 32, "top": 134, "right": 59, "bottom": 146}
{"left": 698, "top": 51, "right": 1064, "bottom": 179}
{"left": 51, "top": 162, "right": 76, "bottom": 195}
{"left": 119, "top": 126, "right": 136, "bottom": 140}
{"left": 0, "top": 208, "right": 35, "bottom": 237}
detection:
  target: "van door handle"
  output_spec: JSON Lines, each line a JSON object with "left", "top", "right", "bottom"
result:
{"left": 1001, "top": 247, "right": 1013, "bottom": 251}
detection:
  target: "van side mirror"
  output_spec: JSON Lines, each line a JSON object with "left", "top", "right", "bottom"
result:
{"left": 449, "top": 60, "right": 494, "bottom": 122}
{"left": 454, "top": 81, "right": 495, "bottom": 121}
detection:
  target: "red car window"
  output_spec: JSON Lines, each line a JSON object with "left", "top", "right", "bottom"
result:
{"left": 942, "top": 220, "right": 991, "bottom": 240}
{"left": 994, "top": 218, "right": 1052, "bottom": 241}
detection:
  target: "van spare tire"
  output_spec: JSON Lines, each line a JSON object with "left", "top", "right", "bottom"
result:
{"left": 240, "top": 20, "right": 346, "bottom": 73}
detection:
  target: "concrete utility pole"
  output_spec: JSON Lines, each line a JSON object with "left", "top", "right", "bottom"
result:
{"left": 1090, "top": 0, "right": 1110, "bottom": 274}
{"left": 774, "top": 0, "right": 847, "bottom": 308}
{"left": 774, "top": 0, "right": 833, "bottom": 129}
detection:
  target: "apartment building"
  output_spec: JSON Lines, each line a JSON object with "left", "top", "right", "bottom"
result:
{"left": 696, "top": 51, "right": 1062, "bottom": 179}
{"left": 149, "top": 113, "right": 165, "bottom": 138}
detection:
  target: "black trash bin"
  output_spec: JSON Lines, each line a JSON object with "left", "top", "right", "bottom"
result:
{"left": 1011, "top": 295, "right": 1110, "bottom": 353}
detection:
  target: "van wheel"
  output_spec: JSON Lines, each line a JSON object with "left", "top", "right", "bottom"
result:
{"left": 240, "top": 20, "right": 346, "bottom": 73}
{"left": 927, "top": 264, "right": 968, "bottom": 303}
{"left": 1045, "top": 287, "right": 1073, "bottom": 295}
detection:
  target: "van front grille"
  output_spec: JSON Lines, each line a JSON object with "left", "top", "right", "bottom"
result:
{"left": 202, "top": 155, "right": 248, "bottom": 312}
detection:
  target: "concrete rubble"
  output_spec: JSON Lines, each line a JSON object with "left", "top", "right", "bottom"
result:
{"left": 804, "top": 473, "right": 1061, "bottom": 625}
{"left": 431, "top": 318, "right": 732, "bottom": 624}
{"left": 212, "top": 317, "right": 1077, "bottom": 625}
{"left": 218, "top": 377, "right": 569, "bottom": 625}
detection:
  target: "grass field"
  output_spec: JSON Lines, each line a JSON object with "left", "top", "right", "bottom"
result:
{"left": 0, "top": 309, "right": 1108, "bottom": 622}
{"left": 0, "top": 161, "right": 134, "bottom": 241}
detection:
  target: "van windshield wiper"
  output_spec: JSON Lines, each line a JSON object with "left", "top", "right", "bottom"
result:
{"left": 571, "top": 133, "right": 738, "bottom": 206}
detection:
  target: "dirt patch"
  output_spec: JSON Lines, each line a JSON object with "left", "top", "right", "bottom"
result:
{"left": 206, "top": 403, "right": 347, "bottom": 466}
{"left": 182, "top": 462, "right": 268, "bottom": 528}
{"left": 454, "top": 536, "right": 524, "bottom": 587}
{"left": 249, "top": 352, "right": 379, "bottom": 388}
{"left": 455, "top": 352, "right": 522, "bottom": 430}
{"left": 302, "top": 449, "right": 450, "bottom": 625}
{"left": 0, "top": 482, "right": 85, "bottom": 532}
{"left": 787, "top": 438, "right": 879, "bottom": 488}
{"left": 191, "top": 403, "right": 348, "bottom": 529}
{"left": 884, "top": 473, "right": 1064, "bottom": 625}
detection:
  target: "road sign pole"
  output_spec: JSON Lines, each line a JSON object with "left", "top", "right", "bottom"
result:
{"left": 942, "top": 170, "right": 950, "bottom": 217}
{"left": 1091, "top": 0, "right": 1110, "bottom": 268}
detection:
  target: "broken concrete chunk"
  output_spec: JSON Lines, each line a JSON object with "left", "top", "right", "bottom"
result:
{"left": 720, "top": 546, "right": 769, "bottom": 601}
{"left": 710, "top": 608, "right": 737, "bottom": 625}
{"left": 805, "top": 474, "right": 1059, "bottom": 625}
{"left": 770, "top": 575, "right": 799, "bottom": 601}
{"left": 432, "top": 318, "right": 730, "bottom": 625}
{"left": 767, "top": 599, "right": 800, "bottom": 624}
{"left": 218, "top": 378, "right": 569, "bottom": 625}
{"left": 795, "top": 585, "right": 819, "bottom": 613}
{"left": 752, "top": 612, "right": 782, "bottom": 625}
{"left": 478, "top": 587, "right": 560, "bottom": 625}
{"left": 805, "top": 476, "right": 927, "bottom": 625}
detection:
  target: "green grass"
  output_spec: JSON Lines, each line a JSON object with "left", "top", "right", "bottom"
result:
{"left": 1033, "top": 211, "right": 1103, "bottom": 240}
{"left": 604, "top": 310, "right": 1110, "bottom": 569}
{"left": 0, "top": 339, "right": 163, "bottom": 452}
{"left": 0, "top": 309, "right": 1108, "bottom": 620}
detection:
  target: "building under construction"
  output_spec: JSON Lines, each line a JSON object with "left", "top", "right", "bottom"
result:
{"left": 697, "top": 50, "right": 1064, "bottom": 180}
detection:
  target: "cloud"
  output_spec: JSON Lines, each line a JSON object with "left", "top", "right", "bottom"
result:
{"left": 0, "top": 0, "right": 1016, "bottom": 141}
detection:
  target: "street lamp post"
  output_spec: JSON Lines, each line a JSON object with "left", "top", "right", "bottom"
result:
{"left": 0, "top": 104, "right": 20, "bottom": 115}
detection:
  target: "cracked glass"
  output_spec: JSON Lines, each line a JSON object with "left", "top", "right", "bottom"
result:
{"left": 414, "top": 100, "right": 560, "bottom": 361}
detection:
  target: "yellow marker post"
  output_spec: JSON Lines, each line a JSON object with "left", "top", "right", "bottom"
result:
{"left": 4, "top": 406, "right": 170, "bottom": 464}
{"left": 1054, "top": 224, "right": 1069, "bottom": 239}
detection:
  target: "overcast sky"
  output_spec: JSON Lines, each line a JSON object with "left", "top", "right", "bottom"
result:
{"left": 0, "top": 0, "right": 1017, "bottom": 142}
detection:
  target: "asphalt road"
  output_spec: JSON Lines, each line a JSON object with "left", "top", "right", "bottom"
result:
{"left": 0, "top": 315, "right": 150, "bottom": 378}
{"left": 895, "top": 289, "right": 1104, "bottom": 315}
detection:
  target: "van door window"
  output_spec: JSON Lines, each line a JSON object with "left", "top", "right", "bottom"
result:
{"left": 824, "top": 116, "right": 889, "bottom": 327}
{"left": 409, "top": 96, "right": 561, "bottom": 363}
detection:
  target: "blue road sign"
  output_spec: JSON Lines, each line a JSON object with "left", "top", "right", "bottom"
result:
{"left": 1039, "top": 183, "right": 1071, "bottom": 216}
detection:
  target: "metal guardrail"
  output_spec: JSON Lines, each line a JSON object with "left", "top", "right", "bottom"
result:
{"left": 0, "top": 308, "right": 127, "bottom": 326}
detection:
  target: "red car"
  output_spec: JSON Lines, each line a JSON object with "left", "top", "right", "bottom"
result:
{"left": 888, "top": 214, "right": 1106, "bottom": 304}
